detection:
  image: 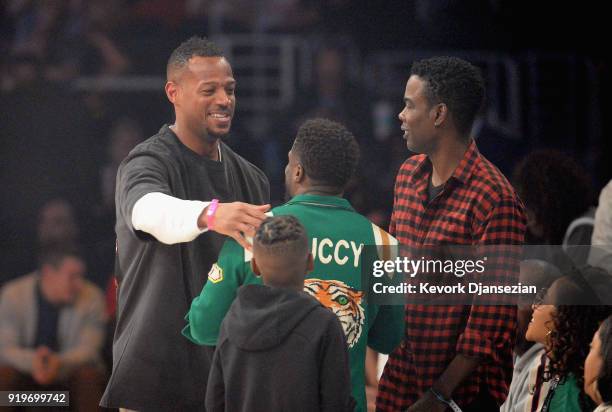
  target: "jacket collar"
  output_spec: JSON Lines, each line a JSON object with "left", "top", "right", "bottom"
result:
{"left": 285, "top": 194, "right": 355, "bottom": 212}
{"left": 409, "top": 139, "right": 481, "bottom": 187}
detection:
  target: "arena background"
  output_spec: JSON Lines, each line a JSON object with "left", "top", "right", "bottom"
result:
{"left": 1, "top": 1, "right": 610, "bottom": 288}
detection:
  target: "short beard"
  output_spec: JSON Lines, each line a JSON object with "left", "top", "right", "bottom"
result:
{"left": 205, "top": 130, "right": 227, "bottom": 142}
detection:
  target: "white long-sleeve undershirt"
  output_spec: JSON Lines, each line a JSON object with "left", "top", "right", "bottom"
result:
{"left": 131, "top": 192, "right": 210, "bottom": 244}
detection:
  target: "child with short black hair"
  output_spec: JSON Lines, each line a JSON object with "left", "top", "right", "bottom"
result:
{"left": 205, "top": 215, "right": 354, "bottom": 411}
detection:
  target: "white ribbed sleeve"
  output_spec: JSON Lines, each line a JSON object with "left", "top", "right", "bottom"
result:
{"left": 131, "top": 192, "right": 210, "bottom": 244}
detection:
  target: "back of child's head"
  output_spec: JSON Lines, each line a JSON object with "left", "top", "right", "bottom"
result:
{"left": 252, "top": 215, "right": 310, "bottom": 289}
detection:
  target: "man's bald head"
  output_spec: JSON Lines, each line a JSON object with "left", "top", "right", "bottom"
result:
{"left": 166, "top": 36, "right": 224, "bottom": 82}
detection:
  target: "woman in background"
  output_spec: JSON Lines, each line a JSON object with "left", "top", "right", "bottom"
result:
{"left": 584, "top": 315, "right": 612, "bottom": 411}
{"left": 525, "top": 268, "right": 612, "bottom": 411}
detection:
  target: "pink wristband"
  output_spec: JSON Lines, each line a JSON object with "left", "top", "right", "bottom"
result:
{"left": 206, "top": 199, "right": 219, "bottom": 230}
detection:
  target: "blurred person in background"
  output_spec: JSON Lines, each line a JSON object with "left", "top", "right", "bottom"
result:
{"left": 275, "top": 43, "right": 374, "bottom": 207}
{"left": 513, "top": 150, "right": 595, "bottom": 267}
{"left": 584, "top": 314, "right": 612, "bottom": 411}
{"left": 99, "top": 118, "right": 145, "bottom": 212}
{"left": 0, "top": 246, "right": 107, "bottom": 411}
{"left": 85, "top": 118, "right": 145, "bottom": 288}
{"left": 589, "top": 180, "right": 612, "bottom": 274}
{"left": 0, "top": 198, "right": 81, "bottom": 290}
{"left": 285, "top": 44, "right": 371, "bottom": 146}
{"left": 525, "top": 267, "right": 612, "bottom": 411}
{"left": 501, "top": 260, "right": 563, "bottom": 412}
{"left": 37, "top": 198, "right": 79, "bottom": 251}
{"left": 2, "top": 0, "right": 130, "bottom": 91}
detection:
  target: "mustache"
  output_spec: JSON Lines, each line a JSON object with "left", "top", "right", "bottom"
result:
{"left": 209, "top": 107, "right": 233, "bottom": 114}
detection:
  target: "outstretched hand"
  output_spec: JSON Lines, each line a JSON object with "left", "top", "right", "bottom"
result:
{"left": 199, "top": 202, "right": 270, "bottom": 250}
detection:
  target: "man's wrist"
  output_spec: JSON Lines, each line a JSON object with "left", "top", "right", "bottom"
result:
{"left": 197, "top": 201, "right": 215, "bottom": 230}
{"left": 429, "top": 387, "right": 462, "bottom": 412}
{"left": 429, "top": 387, "right": 449, "bottom": 404}
{"left": 431, "top": 381, "right": 452, "bottom": 400}
{"left": 432, "top": 354, "right": 480, "bottom": 401}
{"left": 206, "top": 199, "right": 219, "bottom": 230}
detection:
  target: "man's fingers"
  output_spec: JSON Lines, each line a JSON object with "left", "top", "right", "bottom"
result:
{"left": 214, "top": 203, "right": 269, "bottom": 236}
{"left": 239, "top": 214, "right": 264, "bottom": 229}
{"left": 238, "top": 223, "right": 256, "bottom": 239}
{"left": 232, "top": 231, "right": 252, "bottom": 251}
{"left": 218, "top": 214, "right": 259, "bottom": 232}
{"left": 244, "top": 205, "right": 270, "bottom": 222}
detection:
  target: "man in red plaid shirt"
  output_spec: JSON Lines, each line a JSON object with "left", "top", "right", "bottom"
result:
{"left": 376, "top": 57, "right": 526, "bottom": 411}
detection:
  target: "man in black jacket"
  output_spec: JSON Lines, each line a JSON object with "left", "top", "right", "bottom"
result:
{"left": 101, "top": 36, "right": 270, "bottom": 411}
{"left": 206, "top": 215, "right": 354, "bottom": 412}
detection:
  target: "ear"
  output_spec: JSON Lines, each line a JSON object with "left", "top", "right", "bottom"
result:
{"left": 165, "top": 81, "right": 179, "bottom": 105}
{"left": 306, "top": 253, "right": 314, "bottom": 273}
{"left": 432, "top": 103, "right": 448, "bottom": 127}
{"left": 295, "top": 163, "right": 306, "bottom": 183}
{"left": 251, "top": 258, "right": 261, "bottom": 277}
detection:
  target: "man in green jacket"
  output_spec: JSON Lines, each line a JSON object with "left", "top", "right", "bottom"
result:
{"left": 183, "top": 118, "right": 404, "bottom": 412}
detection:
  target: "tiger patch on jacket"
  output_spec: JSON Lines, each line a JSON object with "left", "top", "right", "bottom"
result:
{"left": 304, "top": 279, "right": 365, "bottom": 348}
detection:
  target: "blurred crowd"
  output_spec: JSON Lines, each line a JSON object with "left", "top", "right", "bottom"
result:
{"left": 0, "top": 0, "right": 357, "bottom": 90}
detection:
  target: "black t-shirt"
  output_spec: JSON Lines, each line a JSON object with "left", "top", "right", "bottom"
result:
{"left": 427, "top": 174, "right": 445, "bottom": 203}
{"left": 101, "top": 125, "right": 269, "bottom": 411}
{"left": 33, "top": 281, "right": 59, "bottom": 351}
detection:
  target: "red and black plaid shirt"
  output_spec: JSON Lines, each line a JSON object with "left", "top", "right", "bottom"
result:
{"left": 376, "top": 140, "right": 526, "bottom": 410}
